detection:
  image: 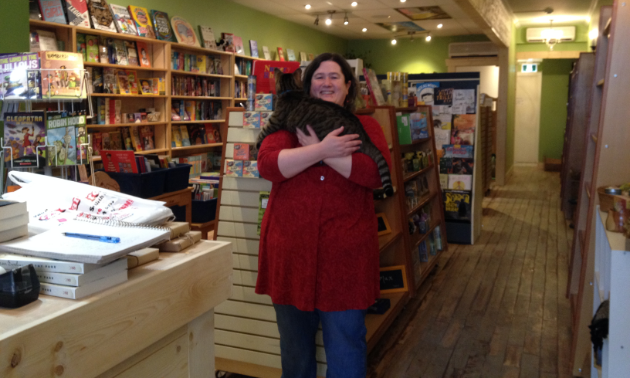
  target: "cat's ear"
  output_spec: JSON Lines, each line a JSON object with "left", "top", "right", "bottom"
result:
{"left": 274, "top": 68, "right": 283, "bottom": 78}
{"left": 293, "top": 68, "right": 303, "bottom": 87}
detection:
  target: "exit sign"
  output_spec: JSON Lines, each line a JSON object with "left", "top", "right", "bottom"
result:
{"left": 522, "top": 64, "right": 538, "bottom": 73}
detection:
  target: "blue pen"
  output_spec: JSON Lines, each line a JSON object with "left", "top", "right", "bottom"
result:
{"left": 64, "top": 232, "right": 121, "bottom": 244}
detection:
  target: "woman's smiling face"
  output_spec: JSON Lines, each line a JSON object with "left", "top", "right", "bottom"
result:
{"left": 309, "top": 61, "right": 351, "bottom": 106}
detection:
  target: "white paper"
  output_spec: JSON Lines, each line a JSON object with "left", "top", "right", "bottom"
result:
{"left": 451, "top": 105, "right": 467, "bottom": 115}
{"left": 453, "top": 89, "right": 476, "bottom": 113}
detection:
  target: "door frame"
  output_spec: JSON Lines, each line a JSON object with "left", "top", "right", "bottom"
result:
{"left": 514, "top": 71, "right": 543, "bottom": 165}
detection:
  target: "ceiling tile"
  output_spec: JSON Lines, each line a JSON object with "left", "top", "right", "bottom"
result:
{"left": 351, "top": 8, "right": 410, "bottom": 22}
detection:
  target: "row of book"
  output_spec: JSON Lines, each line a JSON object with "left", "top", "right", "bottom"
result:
{"left": 90, "top": 126, "right": 155, "bottom": 156}
{"left": 172, "top": 152, "right": 222, "bottom": 178}
{"left": 91, "top": 68, "right": 165, "bottom": 96}
{"left": 94, "top": 98, "right": 161, "bottom": 125}
{"left": 171, "top": 52, "right": 224, "bottom": 75}
{"left": 235, "top": 59, "right": 252, "bottom": 76}
{"left": 171, "top": 76, "right": 221, "bottom": 97}
{"left": 171, "top": 100, "right": 223, "bottom": 122}
{"left": 0, "top": 51, "right": 85, "bottom": 100}
{"left": 172, "top": 124, "right": 221, "bottom": 148}
{"left": 3, "top": 111, "right": 88, "bottom": 168}
{"left": 101, "top": 150, "right": 168, "bottom": 174}
{"left": 77, "top": 33, "right": 153, "bottom": 68}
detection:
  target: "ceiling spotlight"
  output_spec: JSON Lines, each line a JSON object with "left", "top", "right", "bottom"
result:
{"left": 344, "top": 13, "right": 349, "bottom": 25}
{"left": 425, "top": 34, "right": 432, "bottom": 41}
{"left": 305, "top": 4, "right": 311, "bottom": 9}
{"left": 351, "top": 1, "right": 358, "bottom": 6}
{"left": 391, "top": 38, "right": 397, "bottom": 45}
{"left": 314, "top": 15, "right": 319, "bottom": 25}
{"left": 362, "top": 27, "right": 367, "bottom": 32}
{"left": 400, "top": 0, "right": 406, "bottom": 2}
{"left": 326, "top": 17, "right": 332, "bottom": 25}
{"left": 437, "top": 23, "right": 443, "bottom": 28}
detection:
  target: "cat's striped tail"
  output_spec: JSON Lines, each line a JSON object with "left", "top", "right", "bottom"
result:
{"left": 364, "top": 143, "right": 394, "bottom": 197}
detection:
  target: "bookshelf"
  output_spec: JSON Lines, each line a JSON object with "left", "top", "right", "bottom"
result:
{"left": 26, "top": 19, "right": 273, "bottom": 165}
{"left": 566, "top": 3, "right": 630, "bottom": 375}
{"left": 233, "top": 54, "right": 261, "bottom": 105}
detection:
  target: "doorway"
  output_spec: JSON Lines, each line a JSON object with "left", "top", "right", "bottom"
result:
{"left": 514, "top": 72, "right": 542, "bottom": 164}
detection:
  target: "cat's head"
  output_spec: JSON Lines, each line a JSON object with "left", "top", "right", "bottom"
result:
{"left": 274, "top": 68, "right": 303, "bottom": 95}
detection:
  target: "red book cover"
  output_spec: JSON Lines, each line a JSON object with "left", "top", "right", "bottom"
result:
{"left": 100, "top": 150, "right": 138, "bottom": 173}
{"left": 252, "top": 60, "right": 301, "bottom": 94}
{"left": 233, "top": 143, "right": 249, "bottom": 160}
{"left": 204, "top": 124, "right": 221, "bottom": 143}
{"left": 276, "top": 47, "right": 285, "bottom": 61}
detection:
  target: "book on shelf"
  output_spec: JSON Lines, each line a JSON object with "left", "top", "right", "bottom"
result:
{"left": 29, "top": 0, "right": 42, "bottom": 20}
{"left": 199, "top": 26, "right": 218, "bottom": 49}
{"left": 40, "top": 51, "right": 85, "bottom": 99}
{"left": 124, "top": 41, "right": 140, "bottom": 66}
{"left": 128, "top": 5, "right": 155, "bottom": 38}
{"left": 447, "top": 174, "right": 472, "bottom": 190}
{"left": 30, "top": 30, "right": 58, "bottom": 52}
{"left": 233, "top": 36, "right": 244, "bottom": 54}
{"left": 221, "top": 33, "right": 235, "bottom": 52}
{"left": 171, "top": 16, "right": 200, "bottom": 46}
{"left": 204, "top": 124, "right": 221, "bottom": 143}
{"left": 443, "top": 190, "right": 471, "bottom": 221}
{"left": 179, "top": 125, "right": 191, "bottom": 146}
{"left": 120, "top": 128, "right": 133, "bottom": 150}
{"left": 88, "top": 0, "right": 116, "bottom": 32}
{"left": 262, "top": 46, "right": 271, "bottom": 60}
{"left": 39, "top": 0, "right": 67, "bottom": 24}
{"left": 277, "top": 47, "right": 285, "bottom": 61}
{"left": 188, "top": 124, "right": 204, "bottom": 145}
{"left": 3, "top": 112, "right": 46, "bottom": 168}
{"left": 101, "top": 150, "right": 138, "bottom": 173}
{"left": 250, "top": 40, "right": 259, "bottom": 58}
{"left": 112, "top": 39, "right": 129, "bottom": 65}
{"left": 135, "top": 41, "right": 152, "bottom": 68}
{"left": 130, "top": 126, "right": 143, "bottom": 150}
{"left": 109, "top": 3, "right": 137, "bottom": 35}
{"left": 62, "top": 0, "right": 90, "bottom": 27}
{"left": 308, "top": 53, "right": 314, "bottom": 61}
{"left": 286, "top": 49, "right": 296, "bottom": 62}
{"left": 140, "top": 125, "right": 155, "bottom": 150}
{"left": 35, "top": 257, "right": 127, "bottom": 287}
{"left": 171, "top": 127, "right": 183, "bottom": 147}
{"left": 84, "top": 35, "right": 99, "bottom": 62}
{"left": 40, "top": 270, "right": 128, "bottom": 299}
{"left": 0, "top": 52, "right": 41, "bottom": 100}
{"left": 300, "top": 52, "right": 307, "bottom": 62}
{"left": 151, "top": 10, "right": 176, "bottom": 42}
{"left": 363, "top": 68, "right": 386, "bottom": 106}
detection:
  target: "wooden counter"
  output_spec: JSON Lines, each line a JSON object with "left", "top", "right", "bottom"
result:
{"left": 0, "top": 240, "right": 232, "bottom": 378}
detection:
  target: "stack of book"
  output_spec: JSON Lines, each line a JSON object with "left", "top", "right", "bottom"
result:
{"left": 0, "top": 254, "right": 128, "bottom": 300}
{"left": 0, "top": 201, "right": 28, "bottom": 243}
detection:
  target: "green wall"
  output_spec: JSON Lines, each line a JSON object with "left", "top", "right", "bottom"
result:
{"left": 346, "top": 34, "right": 490, "bottom": 74}
{"left": 506, "top": 23, "right": 516, "bottom": 173}
{"left": 536, "top": 59, "right": 575, "bottom": 161}
{"left": 0, "top": 1, "right": 29, "bottom": 53}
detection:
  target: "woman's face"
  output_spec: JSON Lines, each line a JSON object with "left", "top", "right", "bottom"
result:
{"left": 309, "top": 61, "right": 350, "bottom": 107}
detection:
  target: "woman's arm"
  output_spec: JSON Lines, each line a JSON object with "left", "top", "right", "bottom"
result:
{"left": 285, "top": 126, "right": 360, "bottom": 179}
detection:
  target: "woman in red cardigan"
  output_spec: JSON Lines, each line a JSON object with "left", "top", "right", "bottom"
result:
{"left": 256, "top": 53, "right": 392, "bottom": 378}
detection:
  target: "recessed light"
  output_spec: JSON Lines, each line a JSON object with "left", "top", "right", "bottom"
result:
{"left": 362, "top": 28, "right": 367, "bottom": 32}
{"left": 391, "top": 38, "right": 397, "bottom": 45}
{"left": 351, "top": 2, "right": 358, "bottom": 6}
{"left": 325, "top": 18, "right": 332, "bottom": 25}
{"left": 400, "top": 0, "right": 406, "bottom": 2}
{"left": 425, "top": 34, "right": 432, "bottom": 41}
{"left": 305, "top": 4, "right": 311, "bottom": 9}
{"left": 437, "top": 24, "right": 443, "bottom": 28}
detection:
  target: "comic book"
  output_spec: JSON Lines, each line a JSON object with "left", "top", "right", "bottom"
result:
{"left": 0, "top": 52, "right": 41, "bottom": 100}
{"left": 151, "top": 10, "right": 175, "bottom": 42}
{"left": 63, "top": 0, "right": 90, "bottom": 27}
{"left": 87, "top": 0, "right": 116, "bottom": 32}
{"left": 45, "top": 112, "right": 82, "bottom": 166}
{"left": 109, "top": 3, "right": 137, "bottom": 35}
{"left": 128, "top": 5, "right": 155, "bottom": 38}
{"left": 40, "top": 51, "right": 85, "bottom": 99}
{"left": 4, "top": 112, "right": 46, "bottom": 167}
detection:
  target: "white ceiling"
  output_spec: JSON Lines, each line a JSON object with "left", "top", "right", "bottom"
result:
{"left": 230, "top": 0, "right": 485, "bottom": 40}
{"left": 230, "top": 0, "right": 597, "bottom": 40}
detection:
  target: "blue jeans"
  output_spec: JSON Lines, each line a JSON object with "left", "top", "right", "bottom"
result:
{"left": 273, "top": 304, "right": 367, "bottom": 378}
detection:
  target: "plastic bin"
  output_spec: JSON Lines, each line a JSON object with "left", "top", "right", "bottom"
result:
{"left": 191, "top": 198, "right": 217, "bottom": 223}
{"left": 105, "top": 169, "right": 167, "bottom": 198}
{"left": 164, "top": 164, "right": 192, "bottom": 193}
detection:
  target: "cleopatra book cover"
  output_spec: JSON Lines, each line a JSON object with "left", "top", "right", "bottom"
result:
{"left": 4, "top": 112, "right": 46, "bottom": 167}
{"left": 443, "top": 190, "right": 471, "bottom": 221}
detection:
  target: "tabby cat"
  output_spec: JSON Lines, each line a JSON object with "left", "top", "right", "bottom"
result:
{"left": 255, "top": 68, "right": 393, "bottom": 196}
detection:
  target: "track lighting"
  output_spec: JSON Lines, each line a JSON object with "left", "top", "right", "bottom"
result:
{"left": 344, "top": 13, "right": 349, "bottom": 25}
{"left": 391, "top": 38, "right": 397, "bottom": 45}
{"left": 425, "top": 33, "right": 432, "bottom": 42}
{"left": 437, "top": 24, "right": 443, "bottom": 28}
{"left": 325, "top": 10, "right": 335, "bottom": 26}
{"left": 314, "top": 15, "right": 319, "bottom": 26}
{"left": 351, "top": 2, "right": 357, "bottom": 6}
{"left": 362, "top": 28, "right": 367, "bottom": 32}
{"left": 305, "top": 4, "right": 311, "bottom": 9}
{"left": 400, "top": 0, "right": 406, "bottom": 2}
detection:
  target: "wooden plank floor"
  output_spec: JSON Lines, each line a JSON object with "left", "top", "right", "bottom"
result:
{"left": 224, "top": 166, "right": 573, "bottom": 378}
{"left": 367, "top": 166, "right": 573, "bottom": 378}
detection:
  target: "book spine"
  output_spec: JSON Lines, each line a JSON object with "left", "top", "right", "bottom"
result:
{"left": 40, "top": 282, "right": 78, "bottom": 299}
{"left": 36, "top": 270, "right": 80, "bottom": 286}
{"left": 105, "top": 98, "right": 110, "bottom": 125}
{"left": 0, "top": 259, "right": 86, "bottom": 274}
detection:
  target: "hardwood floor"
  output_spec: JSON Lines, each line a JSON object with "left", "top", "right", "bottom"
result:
{"left": 367, "top": 166, "right": 573, "bottom": 378}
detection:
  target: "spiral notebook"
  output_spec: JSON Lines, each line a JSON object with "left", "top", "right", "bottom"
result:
{"left": 0, "top": 219, "right": 170, "bottom": 264}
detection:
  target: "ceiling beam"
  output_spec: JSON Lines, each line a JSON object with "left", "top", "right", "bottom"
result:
{"left": 451, "top": 0, "right": 513, "bottom": 47}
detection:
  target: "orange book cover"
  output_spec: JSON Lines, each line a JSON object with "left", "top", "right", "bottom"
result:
{"left": 100, "top": 150, "right": 138, "bottom": 173}
{"left": 277, "top": 47, "right": 285, "bottom": 61}
{"left": 136, "top": 41, "right": 152, "bottom": 68}
{"left": 233, "top": 143, "right": 249, "bottom": 160}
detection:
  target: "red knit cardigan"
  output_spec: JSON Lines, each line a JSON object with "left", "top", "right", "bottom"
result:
{"left": 255, "top": 115, "right": 392, "bottom": 312}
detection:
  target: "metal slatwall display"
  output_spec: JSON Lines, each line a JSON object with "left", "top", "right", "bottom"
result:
{"left": 214, "top": 110, "right": 327, "bottom": 377}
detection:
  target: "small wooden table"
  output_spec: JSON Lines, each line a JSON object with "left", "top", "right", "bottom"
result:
{"left": 191, "top": 220, "right": 216, "bottom": 240}
{"left": 151, "top": 188, "right": 193, "bottom": 224}
{"left": 0, "top": 240, "right": 232, "bottom": 377}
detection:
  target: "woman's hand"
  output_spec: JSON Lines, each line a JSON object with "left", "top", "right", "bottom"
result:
{"left": 297, "top": 126, "right": 361, "bottom": 159}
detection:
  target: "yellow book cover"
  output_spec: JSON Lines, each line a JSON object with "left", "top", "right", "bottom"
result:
{"left": 128, "top": 6, "right": 155, "bottom": 39}
{"left": 153, "top": 77, "right": 165, "bottom": 95}
{"left": 130, "top": 126, "right": 143, "bottom": 151}
{"left": 126, "top": 70, "right": 139, "bottom": 95}
{"left": 172, "top": 127, "right": 182, "bottom": 147}
{"left": 196, "top": 56, "right": 207, "bottom": 73}
{"left": 179, "top": 125, "right": 191, "bottom": 146}
{"left": 185, "top": 100, "right": 196, "bottom": 121}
